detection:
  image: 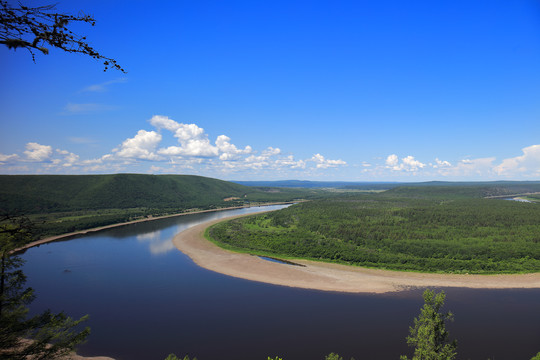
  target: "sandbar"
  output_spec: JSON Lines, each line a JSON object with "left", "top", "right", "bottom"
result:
{"left": 172, "top": 213, "right": 540, "bottom": 294}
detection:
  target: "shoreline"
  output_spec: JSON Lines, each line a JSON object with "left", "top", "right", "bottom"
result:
{"left": 13, "top": 202, "right": 294, "bottom": 253}
{"left": 172, "top": 212, "right": 540, "bottom": 294}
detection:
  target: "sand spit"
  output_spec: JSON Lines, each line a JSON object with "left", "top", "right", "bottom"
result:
{"left": 172, "top": 213, "right": 540, "bottom": 294}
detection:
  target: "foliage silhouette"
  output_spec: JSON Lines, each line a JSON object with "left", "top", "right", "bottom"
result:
{"left": 0, "top": 215, "right": 89, "bottom": 359}
{"left": 0, "top": 0, "right": 124, "bottom": 72}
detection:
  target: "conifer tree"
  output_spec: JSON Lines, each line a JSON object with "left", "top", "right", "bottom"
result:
{"left": 0, "top": 215, "right": 90, "bottom": 359}
{"left": 401, "top": 289, "right": 457, "bottom": 360}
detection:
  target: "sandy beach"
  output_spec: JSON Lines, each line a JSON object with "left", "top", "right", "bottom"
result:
{"left": 172, "top": 213, "right": 540, "bottom": 294}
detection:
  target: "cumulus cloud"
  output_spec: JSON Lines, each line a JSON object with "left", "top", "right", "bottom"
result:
{"left": 494, "top": 144, "right": 540, "bottom": 177}
{"left": 151, "top": 115, "right": 219, "bottom": 157}
{"left": 19, "top": 114, "right": 535, "bottom": 179}
{"left": 56, "top": 149, "right": 80, "bottom": 167}
{"left": 216, "top": 135, "right": 252, "bottom": 160}
{"left": 149, "top": 115, "right": 182, "bottom": 132}
{"left": 310, "top": 153, "right": 347, "bottom": 169}
{"left": 401, "top": 156, "right": 426, "bottom": 171}
{"left": 386, "top": 154, "right": 399, "bottom": 167}
{"left": 385, "top": 154, "right": 425, "bottom": 172}
{"left": 433, "top": 158, "right": 452, "bottom": 168}
{"left": 114, "top": 130, "right": 162, "bottom": 160}
{"left": 276, "top": 155, "right": 306, "bottom": 169}
{"left": 24, "top": 142, "right": 52, "bottom": 162}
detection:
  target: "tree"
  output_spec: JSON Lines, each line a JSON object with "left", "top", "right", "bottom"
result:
{"left": 164, "top": 355, "right": 198, "bottom": 360}
{"left": 0, "top": 215, "right": 90, "bottom": 359}
{"left": 401, "top": 289, "right": 457, "bottom": 360}
{"left": 0, "top": 0, "right": 125, "bottom": 72}
{"left": 325, "top": 353, "right": 343, "bottom": 360}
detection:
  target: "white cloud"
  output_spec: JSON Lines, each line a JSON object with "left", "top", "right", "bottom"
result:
{"left": 114, "top": 130, "right": 162, "bottom": 160}
{"left": 438, "top": 157, "right": 496, "bottom": 177}
{"left": 263, "top": 147, "right": 281, "bottom": 156}
{"left": 150, "top": 115, "right": 182, "bottom": 132}
{"left": 151, "top": 116, "right": 219, "bottom": 157}
{"left": 20, "top": 114, "right": 540, "bottom": 179}
{"left": 56, "top": 149, "right": 80, "bottom": 167}
{"left": 244, "top": 153, "right": 271, "bottom": 169}
{"left": 494, "top": 144, "right": 540, "bottom": 177}
{"left": 310, "top": 153, "right": 347, "bottom": 169}
{"left": 385, "top": 154, "right": 425, "bottom": 172}
{"left": 402, "top": 156, "right": 426, "bottom": 171}
{"left": 433, "top": 158, "right": 452, "bottom": 168}
{"left": 276, "top": 155, "right": 306, "bottom": 169}
{"left": 0, "top": 153, "right": 19, "bottom": 164}
{"left": 157, "top": 139, "right": 218, "bottom": 157}
{"left": 80, "top": 78, "right": 127, "bottom": 92}
{"left": 24, "top": 142, "right": 52, "bottom": 162}
{"left": 216, "top": 135, "right": 252, "bottom": 161}
{"left": 386, "top": 154, "right": 399, "bottom": 167}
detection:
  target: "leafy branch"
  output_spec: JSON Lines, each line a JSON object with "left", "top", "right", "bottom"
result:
{"left": 0, "top": 0, "right": 125, "bottom": 72}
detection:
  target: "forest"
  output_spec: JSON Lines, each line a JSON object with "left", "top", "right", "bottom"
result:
{"left": 0, "top": 174, "right": 324, "bottom": 240}
{"left": 208, "top": 186, "right": 540, "bottom": 274}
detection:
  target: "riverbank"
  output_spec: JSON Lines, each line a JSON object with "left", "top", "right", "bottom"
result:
{"left": 172, "top": 212, "right": 540, "bottom": 294}
{"left": 13, "top": 202, "right": 295, "bottom": 253}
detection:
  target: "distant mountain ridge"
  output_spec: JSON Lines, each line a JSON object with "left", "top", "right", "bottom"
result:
{"left": 233, "top": 179, "right": 540, "bottom": 194}
{"left": 233, "top": 180, "right": 399, "bottom": 189}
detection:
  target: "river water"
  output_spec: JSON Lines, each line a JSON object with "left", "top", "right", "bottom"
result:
{"left": 21, "top": 205, "right": 540, "bottom": 360}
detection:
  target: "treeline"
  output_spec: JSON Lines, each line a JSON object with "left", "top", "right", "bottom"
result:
{"left": 208, "top": 192, "right": 540, "bottom": 274}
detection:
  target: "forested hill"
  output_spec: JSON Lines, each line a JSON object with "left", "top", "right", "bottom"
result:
{"left": 0, "top": 174, "right": 302, "bottom": 215}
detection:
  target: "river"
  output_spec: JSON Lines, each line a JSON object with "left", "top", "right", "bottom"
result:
{"left": 21, "top": 205, "right": 540, "bottom": 360}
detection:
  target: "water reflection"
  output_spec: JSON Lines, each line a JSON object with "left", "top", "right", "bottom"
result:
{"left": 131, "top": 206, "right": 290, "bottom": 255}
{"left": 136, "top": 230, "right": 176, "bottom": 255}
{"left": 20, "top": 204, "right": 540, "bottom": 360}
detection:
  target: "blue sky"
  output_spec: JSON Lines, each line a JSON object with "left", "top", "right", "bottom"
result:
{"left": 1, "top": 0, "right": 539, "bottom": 181}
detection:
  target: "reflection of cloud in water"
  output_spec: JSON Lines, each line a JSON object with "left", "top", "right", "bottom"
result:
{"left": 130, "top": 205, "right": 291, "bottom": 255}
{"left": 136, "top": 230, "right": 175, "bottom": 255}
{"left": 137, "top": 231, "right": 161, "bottom": 242}
{"left": 148, "top": 240, "right": 176, "bottom": 255}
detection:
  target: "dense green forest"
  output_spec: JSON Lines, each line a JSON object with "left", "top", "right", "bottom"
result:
{"left": 208, "top": 186, "right": 540, "bottom": 274}
{"left": 0, "top": 174, "right": 324, "bottom": 240}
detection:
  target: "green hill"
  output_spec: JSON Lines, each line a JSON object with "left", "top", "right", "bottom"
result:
{"left": 0, "top": 174, "right": 318, "bottom": 239}
{"left": 0, "top": 174, "right": 255, "bottom": 214}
